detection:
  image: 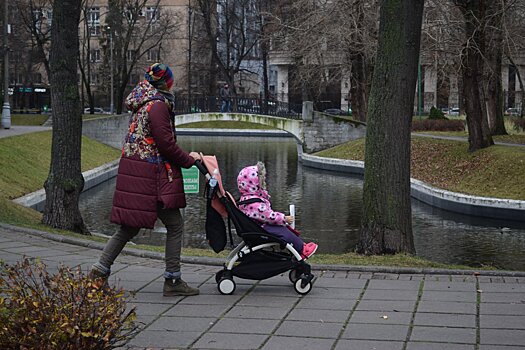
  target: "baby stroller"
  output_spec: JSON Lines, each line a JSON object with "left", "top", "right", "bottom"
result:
{"left": 194, "top": 156, "right": 315, "bottom": 295}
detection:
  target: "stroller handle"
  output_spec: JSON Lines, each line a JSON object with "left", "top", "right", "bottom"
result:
{"left": 194, "top": 160, "right": 210, "bottom": 178}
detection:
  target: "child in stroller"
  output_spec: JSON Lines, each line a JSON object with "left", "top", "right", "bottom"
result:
{"left": 194, "top": 156, "right": 317, "bottom": 295}
{"left": 237, "top": 161, "right": 318, "bottom": 259}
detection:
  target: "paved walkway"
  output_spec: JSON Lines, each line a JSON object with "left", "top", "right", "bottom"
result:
{"left": 1, "top": 226, "right": 525, "bottom": 349}
{"left": 0, "top": 125, "right": 51, "bottom": 139}
{"left": 413, "top": 133, "right": 525, "bottom": 148}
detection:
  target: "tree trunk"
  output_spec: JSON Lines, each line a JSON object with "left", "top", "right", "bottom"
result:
{"left": 357, "top": 0, "right": 423, "bottom": 255}
{"left": 459, "top": 0, "right": 494, "bottom": 152}
{"left": 42, "top": 0, "right": 87, "bottom": 234}
{"left": 485, "top": 0, "right": 507, "bottom": 135}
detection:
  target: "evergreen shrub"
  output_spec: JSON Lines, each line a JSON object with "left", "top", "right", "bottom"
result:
{"left": 0, "top": 258, "right": 137, "bottom": 350}
{"left": 428, "top": 106, "right": 447, "bottom": 120}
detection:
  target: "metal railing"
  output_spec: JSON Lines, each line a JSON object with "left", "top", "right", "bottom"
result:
{"left": 173, "top": 95, "right": 303, "bottom": 120}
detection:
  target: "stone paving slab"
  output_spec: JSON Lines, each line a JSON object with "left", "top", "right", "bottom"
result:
{"left": 406, "top": 342, "right": 474, "bottom": 350}
{"left": 417, "top": 300, "right": 477, "bottom": 314}
{"left": 262, "top": 336, "right": 335, "bottom": 350}
{"left": 349, "top": 310, "right": 413, "bottom": 325}
{"left": 2, "top": 226, "right": 525, "bottom": 349}
{"left": 410, "top": 326, "right": 476, "bottom": 344}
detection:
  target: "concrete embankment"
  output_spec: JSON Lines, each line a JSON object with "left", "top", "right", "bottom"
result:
{"left": 300, "top": 153, "right": 525, "bottom": 222}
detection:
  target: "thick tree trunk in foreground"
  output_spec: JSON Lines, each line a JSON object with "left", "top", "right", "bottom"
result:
{"left": 357, "top": 0, "right": 424, "bottom": 255}
{"left": 42, "top": 0, "right": 87, "bottom": 234}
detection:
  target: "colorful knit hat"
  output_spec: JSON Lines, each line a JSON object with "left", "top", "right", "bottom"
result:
{"left": 145, "top": 63, "right": 174, "bottom": 92}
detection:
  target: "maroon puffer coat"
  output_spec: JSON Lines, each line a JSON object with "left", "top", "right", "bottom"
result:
{"left": 110, "top": 81, "right": 194, "bottom": 228}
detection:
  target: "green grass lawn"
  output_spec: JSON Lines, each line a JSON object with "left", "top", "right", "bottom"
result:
{"left": 11, "top": 114, "right": 50, "bottom": 126}
{"left": 0, "top": 131, "right": 120, "bottom": 200}
{"left": 316, "top": 136, "right": 525, "bottom": 200}
{"left": 11, "top": 114, "right": 111, "bottom": 126}
{"left": 0, "top": 131, "right": 119, "bottom": 233}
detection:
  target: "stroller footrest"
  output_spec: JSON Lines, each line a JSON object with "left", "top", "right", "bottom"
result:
{"left": 241, "top": 232, "right": 287, "bottom": 249}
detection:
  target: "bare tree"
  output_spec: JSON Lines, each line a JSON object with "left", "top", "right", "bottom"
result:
{"left": 357, "top": 0, "right": 424, "bottom": 255}
{"left": 420, "top": 1, "right": 464, "bottom": 111}
{"left": 187, "top": 1, "right": 217, "bottom": 97}
{"left": 78, "top": 0, "right": 96, "bottom": 114}
{"left": 455, "top": 0, "right": 494, "bottom": 151}
{"left": 268, "top": 0, "right": 379, "bottom": 119}
{"left": 196, "top": 0, "right": 262, "bottom": 97}
{"left": 104, "top": 0, "right": 180, "bottom": 113}
{"left": 15, "top": 0, "right": 52, "bottom": 78}
{"left": 8, "top": 0, "right": 52, "bottom": 109}
{"left": 43, "top": 0, "right": 87, "bottom": 233}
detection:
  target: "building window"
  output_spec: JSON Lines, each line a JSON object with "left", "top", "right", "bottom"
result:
{"left": 146, "top": 7, "right": 158, "bottom": 22}
{"left": 88, "top": 7, "right": 100, "bottom": 24}
{"left": 45, "top": 9, "right": 53, "bottom": 25}
{"left": 88, "top": 7, "right": 100, "bottom": 36}
{"left": 33, "top": 9, "right": 45, "bottom": 28}
{"left": 90, "top": 49, "right": 101, "bottom": 62}
{"left": 127, "top": 50, "right": 136, "bottom": 62}
{"left": 90, "top": 71, "right": 99, "bottom": 85}
{"left": 147, "top": 49, "right": 160, "bottom": 62}
{"left": 89, "top": 25, "right": 100, "bottom": 36}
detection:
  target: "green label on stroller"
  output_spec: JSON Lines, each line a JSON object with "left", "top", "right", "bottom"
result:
{"left": 182, "top": 166, "right": 200, "bottom": 194}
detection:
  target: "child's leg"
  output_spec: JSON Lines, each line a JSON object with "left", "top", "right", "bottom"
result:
{"left": 263, "top": 224, "right": 304, "bottom": 252}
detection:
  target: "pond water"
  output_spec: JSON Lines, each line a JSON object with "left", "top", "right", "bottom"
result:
{"left": 79, "top": 135, "right": 525, "bottom": 270}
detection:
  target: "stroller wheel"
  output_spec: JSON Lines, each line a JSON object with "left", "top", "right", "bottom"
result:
{"left": 288, "top": 269, "right": 300, "bottom": 283}
{"left": 218, "top": 278, "right": 236, "bottom": 295}
{"left": 294, "top": 278, "right": 312, "bottom": 295}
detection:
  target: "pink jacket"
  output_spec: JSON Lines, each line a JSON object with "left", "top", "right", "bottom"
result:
{"left": 237, "top": 164, "right": 286, "bottom": 226}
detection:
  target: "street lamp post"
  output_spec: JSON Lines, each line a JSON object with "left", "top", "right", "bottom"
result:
{"left": 2, "top": 0, "right": 11, "bottom": 129}
{"left": 107, "top": 26, "right": 114, "bottom": 114}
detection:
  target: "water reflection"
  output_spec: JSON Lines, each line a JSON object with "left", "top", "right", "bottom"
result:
{"left": 79, "top": 135, "right": 525, "bottom": 270}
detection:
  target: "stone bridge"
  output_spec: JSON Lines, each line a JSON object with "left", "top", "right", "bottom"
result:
{"left": 82, "top": 102, "right": 366, "bottom": 153}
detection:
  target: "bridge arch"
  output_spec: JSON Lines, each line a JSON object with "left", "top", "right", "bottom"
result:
{"left": 80, "top": 107, "right": 366, "bottom": 153}
{"left": 175, "top": 112, "right": 304, "bottom": 144}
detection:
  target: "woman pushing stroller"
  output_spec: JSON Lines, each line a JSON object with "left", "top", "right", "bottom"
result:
{"left": 237, "top": 162, "right": 318, "bottom": 259}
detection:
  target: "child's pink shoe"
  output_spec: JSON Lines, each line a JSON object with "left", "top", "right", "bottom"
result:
{"left": 301, "top": 242, "right": 318, "bottom": 259}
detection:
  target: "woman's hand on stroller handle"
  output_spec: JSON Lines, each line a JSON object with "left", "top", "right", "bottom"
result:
{"left": 189, "top": 152, "right": 201, "bottom": 161}
{"left": 285, "top": 215, "right": 295, "bottom": 225}
{"left": 193, "top": 159, "right": 209, "bottom": 178}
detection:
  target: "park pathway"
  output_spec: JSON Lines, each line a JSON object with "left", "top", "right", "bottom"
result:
{"left": 1, "top": 225, "right": 525, "bottom": 350}
{"left": 0, "top": 125, "right": 51, "bottom": 139}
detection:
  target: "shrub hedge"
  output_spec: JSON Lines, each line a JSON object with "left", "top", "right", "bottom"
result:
{"left": 412, "top": 119, "right": 465, "bottom": 132}
{"left": 0, "top": 258, "right": 137, "bottom": 350}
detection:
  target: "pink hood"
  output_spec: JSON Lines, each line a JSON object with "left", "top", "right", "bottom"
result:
{"left": 236, "top": 163, "right": 286, "bottom": 226}
{"left": 237, "top": 164, "right": 270, "bottom": 201}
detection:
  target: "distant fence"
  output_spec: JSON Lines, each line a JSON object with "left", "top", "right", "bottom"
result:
{"left": 174, "top": 95, "right": 303, "bottom": 120}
